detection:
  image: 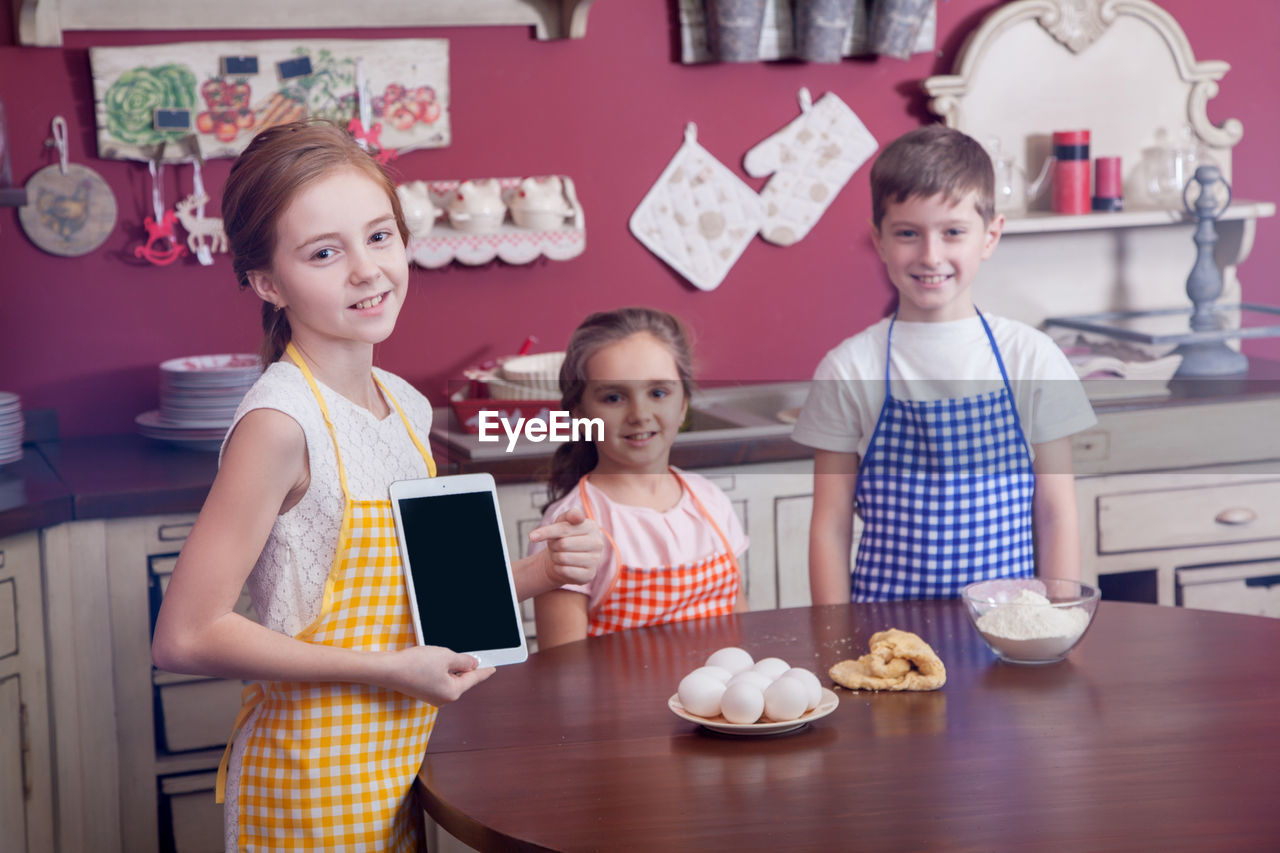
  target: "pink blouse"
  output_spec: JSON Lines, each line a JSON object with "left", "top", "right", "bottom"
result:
{"left": 529, "top": 468, "right": 749, "bottom": 612}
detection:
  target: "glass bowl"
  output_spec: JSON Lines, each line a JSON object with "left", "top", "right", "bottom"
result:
{"left": 961, "top": 578, "right": 1100, "bottom": 665}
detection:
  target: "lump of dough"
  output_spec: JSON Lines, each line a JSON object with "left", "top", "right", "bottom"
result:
{"left": 829, "top": 628, "right": 946, "bottom": 692}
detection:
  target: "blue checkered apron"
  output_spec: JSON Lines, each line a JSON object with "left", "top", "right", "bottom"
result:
{"left": 851, "top": 311, "right": 1036, "bottom": 601}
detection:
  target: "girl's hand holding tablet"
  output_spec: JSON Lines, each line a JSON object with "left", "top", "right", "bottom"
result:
{"left": 374, "top": 645, "right": 495, "bottom": 706}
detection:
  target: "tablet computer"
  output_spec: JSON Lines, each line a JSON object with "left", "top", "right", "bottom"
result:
{"left": 389, "top": 473, "right": 528, "bottom": 667}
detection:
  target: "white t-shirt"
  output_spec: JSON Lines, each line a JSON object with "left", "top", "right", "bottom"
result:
{"left": 791, "top": 314, "right": 1097, "bottom": 460}
{"left": 529, "top": 469, "right": 749, "bottom": 612}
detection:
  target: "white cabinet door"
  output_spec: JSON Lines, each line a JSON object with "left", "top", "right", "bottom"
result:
{"left": 0, "top": 675, "right": 26, "bottom": 851}
{"left": 495, "top": 481, "right": 554, "bottom": 644}
{"left": 0, "top": 531, "right": 54, "bottom": 853}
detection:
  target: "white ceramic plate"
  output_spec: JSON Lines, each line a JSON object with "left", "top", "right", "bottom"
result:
{"left": 160, "top": 354, "right": 260, "bottom": 374}
{"left": 668, "top": 688, "right": 839, "bottom": 736}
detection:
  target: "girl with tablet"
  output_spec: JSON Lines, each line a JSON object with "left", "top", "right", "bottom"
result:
{"left": 150, "top": 120, "right": 602, "bottom": 851}
{"left": 531, "top": 307, "right": 749, "bottom": 649}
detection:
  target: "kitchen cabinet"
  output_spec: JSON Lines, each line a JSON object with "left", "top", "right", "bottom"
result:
{"left": 17, "top": 0, "right": 598, "bottom": 46}
{"left": 0, "top": 531, "right": 54, "bottom": 853}
{"left": 1071, "top": 393, "right": 1280, "bottom": 606}
{"left": 42, "top": 513, "right": 235, "bottom": 853}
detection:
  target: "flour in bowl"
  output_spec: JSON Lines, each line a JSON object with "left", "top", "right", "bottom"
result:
{"left": 976, "top": 589, "right": 1091, "bottom": 640}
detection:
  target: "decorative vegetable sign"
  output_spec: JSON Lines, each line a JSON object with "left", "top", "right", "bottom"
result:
{"left": 89, "top": 39, "right": 450, "bottom": 163}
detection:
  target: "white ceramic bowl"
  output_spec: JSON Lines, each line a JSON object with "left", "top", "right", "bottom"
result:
{"left": 961, "top": 578, "right": 1099, "bottom": 665}
{"left": 447, "top": 209, "right": 506, "bottom": 234}
{"left": 497, "top": 352, "right": 565, "bottom": 399}
{"left": 510, "top": 207, "right": 569, "bottom": 231}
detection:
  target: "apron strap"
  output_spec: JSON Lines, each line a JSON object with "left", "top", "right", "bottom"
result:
{"left": 975, "top": 309, "right": 1032, "bottom": 456}
{"left": 375, "top": 373, "right": 437, "bottom": 477}
{"left": 286, "top": 342, "right": 353, "bottom": 502}
{"left": 215, "top": 682, "right": 266, "bottom": 803}
{"left": 669, "top": 468, "right": 740, "bottom": 578}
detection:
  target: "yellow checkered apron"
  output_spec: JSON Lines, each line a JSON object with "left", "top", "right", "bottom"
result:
{"left": 217, "top": 344, "right": 438, "bottom": 851}
{"left": 579, "top": 469, "right": 741, "bottom": 637}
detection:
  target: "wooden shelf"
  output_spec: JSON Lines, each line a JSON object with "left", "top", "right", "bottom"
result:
{"left": 1001, "top": 200, "right": 1276, "bottom": 235}
{"left": 17, "top": 0, "right": 598, "bottom": 46}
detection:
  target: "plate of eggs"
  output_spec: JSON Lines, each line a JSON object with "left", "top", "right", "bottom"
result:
{"left": 669, "top": 646, "right": 839, "bottom": 736}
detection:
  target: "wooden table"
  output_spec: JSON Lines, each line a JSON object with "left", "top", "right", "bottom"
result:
{"left": 417, "top": 601, "right": 1280, "bottom": 851}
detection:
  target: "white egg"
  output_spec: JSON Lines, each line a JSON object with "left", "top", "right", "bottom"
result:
{"left": 779, "top": 667, "right": 823, "bottom": 711}
{"left": 677, "top": 671, "right": 727, "bottom": 718}
{"left": 763, "top": 676, "right": 809, "bottom": 722}
{"left": 727, "top": 670, "right": 773, "bottom": 692}
{"left": 752, "top": 656, "right": 791, "bottom": 681}
{"left": 705, "top": 646, "right": 755, "bottom": 675}
{"left": 688, "top": 665, "right": 733, "bottom": 684}
{"left": 719, "top": 681, "right": 765, "bottom": 724}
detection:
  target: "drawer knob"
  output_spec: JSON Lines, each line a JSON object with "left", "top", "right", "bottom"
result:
{"left": 1214, "top": 507, "right": 1257, "bottom": 526}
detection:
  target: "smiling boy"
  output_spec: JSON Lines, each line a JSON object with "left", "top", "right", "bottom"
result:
{"left": 793, "top": 125, "right": 1097, "bottom": 603}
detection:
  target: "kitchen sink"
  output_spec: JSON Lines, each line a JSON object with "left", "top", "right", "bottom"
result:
{"left": 433, "top": 381, "right": 811, "bottom": 461}
{"left": 681, "top": 407, "right": 744, "bottom": 433}
{"left": 677, "top": 381, "right": 811, "bottom": 442}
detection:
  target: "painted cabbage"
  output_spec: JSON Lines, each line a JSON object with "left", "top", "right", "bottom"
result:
{"left": 104, "top": 64, "right": 197, "bottom": 146}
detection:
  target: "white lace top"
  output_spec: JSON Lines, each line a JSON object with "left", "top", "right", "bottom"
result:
{"left": 221, "top": 360, "right": 435, "bottom": 850}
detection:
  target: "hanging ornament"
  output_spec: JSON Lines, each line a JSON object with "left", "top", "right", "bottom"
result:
{"left": 18, "top": 116, "right": 118, "bottom": 256}
{"left": 347, "top": 58, "right": 396, "bottom": 166}
{"left": 134, "top": 148, "right": 187, "bottom": 266}
{"left": 174, "top": 156, "right": 227, "bottom": 266}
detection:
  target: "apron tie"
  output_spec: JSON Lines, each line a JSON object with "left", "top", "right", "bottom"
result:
{"left": 215, "top": 682, "right": 265, "bottom": 803}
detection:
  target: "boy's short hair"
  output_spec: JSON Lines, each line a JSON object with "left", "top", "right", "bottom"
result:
{"left": 870, "top": 125, "right": 995, "bottom": 227}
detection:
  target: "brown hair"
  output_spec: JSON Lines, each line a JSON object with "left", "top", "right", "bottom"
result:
{"left": 544, "top": 307, "right": 696, "bottom": 508}
{"left": 221, "top": 119, "right": 410, "bottom": 365}
{"left": 869, "top": 125, "right": 995, "bottom": 228}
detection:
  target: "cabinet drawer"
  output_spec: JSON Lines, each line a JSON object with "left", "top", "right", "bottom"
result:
{"left": 1177, "top": 562, "right": 1280, "bottom": 618}
{"left": 0, "top": 578, "right": 14, "bottom": 658}
{"left": 160, "top": 771, "right": 222, "bottom": 853}
{"left": 1096, "top": 479, "right": 1280, "bottom": 553}
{"left": 154, "top": 672, "right": 245, "bottom": 753}
{"left": 151, "top": 555, "right": 257, "bottom": 621}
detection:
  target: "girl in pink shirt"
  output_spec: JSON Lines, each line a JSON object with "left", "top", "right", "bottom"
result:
{"left": 531, "top": 307, "right": 749, "bottom": 649}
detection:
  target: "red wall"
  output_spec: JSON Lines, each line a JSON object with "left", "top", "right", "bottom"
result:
{"left": 1, "top": 1, "right": 1277, "bottom": 438}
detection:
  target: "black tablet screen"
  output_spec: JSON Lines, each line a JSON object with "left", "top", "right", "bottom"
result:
{"left": 396, "top": 491, "right": 522, "bottom": 653}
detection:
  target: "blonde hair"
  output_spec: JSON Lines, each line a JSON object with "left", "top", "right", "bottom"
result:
{"left": 221, "top": 119, "right": 410, "bottom": 365}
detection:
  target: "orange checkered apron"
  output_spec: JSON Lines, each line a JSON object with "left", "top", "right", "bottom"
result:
{"left": 216, "top": 344, "right": 438, "bottom": 851}
{"left": 580, "top": 469, "right": 741, "bottom": 637}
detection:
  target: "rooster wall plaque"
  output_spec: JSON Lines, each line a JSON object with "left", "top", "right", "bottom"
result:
{"left": 19, "top": 117, "right": 118, "bottom": 257}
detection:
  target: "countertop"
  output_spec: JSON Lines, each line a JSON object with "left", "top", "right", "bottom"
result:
{"left": 6, "top": 365, "right": 1280, "bottom": 540}
{"left": 0, "top": 434, "right": 217, "bottom": 539}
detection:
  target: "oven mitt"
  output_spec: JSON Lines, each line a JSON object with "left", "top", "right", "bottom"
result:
{"left": 829, "top": 628, "right": 947, "bottom": 691}
{"left": 629, "top": 123, "right": 764, "bottom": 291}
{"left": 743, "top": 88, "right": 877, "bottom": 246}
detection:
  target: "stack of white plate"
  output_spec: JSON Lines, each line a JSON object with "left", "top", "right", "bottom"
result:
{"left": 136, "top": 354, "right": 261, "bottom": 452}
{"left": 0, "top": 392, "right": 23, "bottom": 465}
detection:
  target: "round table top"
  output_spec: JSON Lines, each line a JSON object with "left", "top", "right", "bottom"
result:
{"left": 417, "top": 600, "right": 1280, "bottom": 852}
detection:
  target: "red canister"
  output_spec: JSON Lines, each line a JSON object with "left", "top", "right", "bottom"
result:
{"left": 1092, "top": 156, "right": 1123, "bottom": 211}
{"left": 1051, "top": 130, "right": 1091, "bottom": 215}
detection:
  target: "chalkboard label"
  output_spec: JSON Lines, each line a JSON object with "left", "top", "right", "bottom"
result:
{"left": 220, "top": 56, "right": 259, "bottom": 76}
{"left": 276, "top": 56, "right": 313, "bottom": 80}
{"left": 153, "top": 108, "right": 193, "bottom": 131}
